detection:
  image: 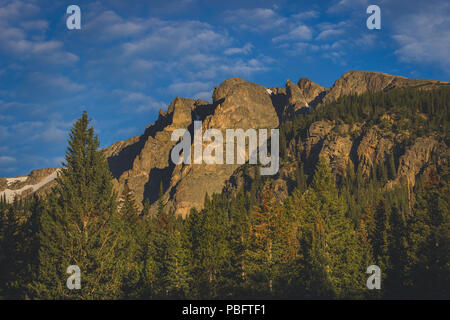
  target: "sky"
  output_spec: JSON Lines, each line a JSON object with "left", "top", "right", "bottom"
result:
{"left": 0, "top": 0, "right": 449, "bottom": 176}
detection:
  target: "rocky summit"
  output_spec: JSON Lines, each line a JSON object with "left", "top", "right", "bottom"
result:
{"left": 1, "top": 71, "right": 448, "bottom": 217}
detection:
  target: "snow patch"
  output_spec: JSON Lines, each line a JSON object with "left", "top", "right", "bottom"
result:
{"left": 6, "top": 176, "right": 28, "bottom": 186}
{"left": 266, "top": 88, "right": 273, "bottom": 95}
{"left": 1, "top": 170, "right": 60, "bottom": 203}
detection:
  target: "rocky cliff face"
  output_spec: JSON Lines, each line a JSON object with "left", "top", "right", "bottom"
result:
{"left": 322, "top": 70, "right": 444, "bottom": 104}
{"left": 2, "top": 71, "right": 447, "bottom": 215}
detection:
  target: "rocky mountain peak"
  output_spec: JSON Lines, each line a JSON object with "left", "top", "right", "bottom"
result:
{"left": 297, "top": 77, "right": 327, "bottom": 100}
{"left": 212, "top": 77, "right": 247, "bottom": 103}
{"left": 323, "top": 70, "right": 447, "bottom": 104}
{"left": 3, "top": 71, "right": 448, "bottom": 217}
{"left": 282, "top": 77, "right": 327, "bottom": 119}
{"left": 166, "top": 97, "right": 196, "bottom": 128}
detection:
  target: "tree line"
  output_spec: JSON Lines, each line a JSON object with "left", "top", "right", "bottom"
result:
{"left": 0, "top": 87, "right": 448, "bottom": 299}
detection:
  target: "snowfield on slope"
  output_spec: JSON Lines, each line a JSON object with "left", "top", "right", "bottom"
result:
{"left": 1, "top": 169, "right": 61, "bottom": 203}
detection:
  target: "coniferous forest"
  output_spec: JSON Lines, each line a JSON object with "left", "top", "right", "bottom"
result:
{"left": 0, "top": 87, "right": 448, "bottom": 299}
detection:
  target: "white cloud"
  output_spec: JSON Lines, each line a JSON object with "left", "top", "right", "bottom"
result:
{"left": 193, "top": 91, "right": 212, "bottom": 101}
{"left": 190, "top": 57, "right": 270, "bottom": 79}
{"left": 223, "top": 8, "right": 286, "bottom": 32}
{"left": 392, "top": 3, "right": 450, "bottom": 71}
{"left": 130, "top": 59, "right": 156, "bottom": 71}
{"left": 84, "top": 10, "right": 151, "bottom": 41}
{"left": 136, "top": 102, "right": 167, "bottom": 113}
{"left": 0, "top": 156, "right": 16, "bottom": 165}
{"left": 6, "top": 117, "right": 71, "bottom": 144}
{"left": 27, "top": 73, "right": 85, "bottom": 93}
{"left": 292, "top": 10, "right": 320, "bottom": 20}
{"left": 168, "top": 81, "right": 213, "bottom": 97}
{"left": 224, "top": 43, "right": 254, "bottom": 55}
{"left": 272, "top": 25, "right": 313, "bottom": 42}
{"left": 316, "top": 29, "right": 345, "bottom": 40}
{"left": 118, "top": 90, "right": 167, "bottom": 113}
{"left": 122, "top": 20, "right": 231, "bottom": 57}
{"left": 327, "top": 0, "right": 369, "bottom": 14}
{"left": 0, "top": 1, "right": 78, "bottom": 65}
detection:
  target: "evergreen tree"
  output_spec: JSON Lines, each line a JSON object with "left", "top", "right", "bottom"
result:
{"left": 153, "top": 189, "right": 190, "bottom": 298}
{"left": 117, "top": 185, "right": 145, "bottom": 298}
{"left": 295, "top": 163, "right": 307, "bottom": 193}
{"left": 406, "top": 166, "right": 449, "bottom": 298}
{"left": 187, "top": 197, "right": 232, "bottom": 299}
{"left": 294, "top": 158, "right": 368, "bottom": 298}
{"left": 165, "top": 221, "right": 191, "bottom": 298}
{"left": 31, "top": 111, "right": 124, "bottom": 299}
{"left": 0, "top": 200, "right": 23, "bottom": 298}
{"left": 247, "top": 186, "right": 298, "bottom": 297}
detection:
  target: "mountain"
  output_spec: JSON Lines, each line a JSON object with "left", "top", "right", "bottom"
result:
{"left": 1, "top": 71, "right": 448, "bottom": 216}
{"left": 0, "top": 168, "right": 60, "bottom": 203}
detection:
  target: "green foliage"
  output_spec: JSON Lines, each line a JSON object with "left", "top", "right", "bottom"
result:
{"left": 30, "top": 112, "right": 125, "bottom": 299}
{"left": 152, "top": 191, "right": 191, "bottom": 298}
{"left": 1, "top": 87, "right": 448, "bottom": 299}
{"left": 405, "top": 164, "right": 449, "bottom": 298}
{"left": 292, "top": 158, "right": 369, "bottom": 298}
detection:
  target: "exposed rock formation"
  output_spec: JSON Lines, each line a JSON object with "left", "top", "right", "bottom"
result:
{"left": 357, "top": 127, "right": 395, "bottom": 177}
{"left": 163, "top": 78, "right": 279, "bottom": 216}
{"left": 394, "top": 137, "right": 440, "bottom": 188}
{"left": 282, "top": 78, "right": 327, "bottom": 119}
{"left": 320, "top": 134, "right": 353, "bottom": 177}
{"left": 2, "top": 71, "right": 447, "bottom": 216}
{"left": 322, "top": 70, "right": 446, "bottom": 104}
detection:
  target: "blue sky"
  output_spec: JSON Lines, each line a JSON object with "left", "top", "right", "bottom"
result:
{"left": 0, "top": 0, "right": 449, "bottom": 176}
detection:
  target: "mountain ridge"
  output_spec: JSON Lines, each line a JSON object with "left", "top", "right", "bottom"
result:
{"left": 1, "top": 70, "right": 448, "bottom": 216}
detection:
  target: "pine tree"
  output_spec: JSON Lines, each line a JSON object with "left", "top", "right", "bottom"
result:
{"left": 295, "top": 162, "right": 307, "bottom": 193}
{"left": 153, "top": 189, "right": 190, "bottom": 298}
{"left": 247, "top": 186, "right": 298, "bottom": 297}
{"left": 385, "top": 198, "right": 409, "bottom": 297}
{"left": 295, "top": 158, "right": 368, "bottom": 298}
{"left": 406, "top": 166, "right": 449, "bottom": 298}
{"left": 119, "top": 185, "right": 139, "bottom": 224}
{"left": 372, "top": 199, "right": 391, "bottom": 275}
{"left": 117, "top": 185, "right": 145, "bottom": 298}
{"left": 142, "top": 198, "right": 151, "bottom": 217}
{"left": 165, "top": 221, "right": 191, "bottom": 298}
{"left": 228, "top": 190, "right": 251, "bottom": 296}
{"left": 31, "top": 111, "right": 124, "bottom": 299}
{"left": 0, "top": 200, "right": 22, "bottom": 298}
{"left": 187, "top": 199, "right": 232, "bottom": 299}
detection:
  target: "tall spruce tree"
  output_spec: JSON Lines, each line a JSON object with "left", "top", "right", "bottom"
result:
{"left": 32, "top": 111, "right": 124, "bottom": 299}
{"left": 187, "top": 195, "right": 232, "bottom": 299}
{"left": 117, "top": 185, "right": 145, "bottom": 298}
{"left": 153, "top": 188, "right": 190, "bottom": 298}
{"left": 247, "top": 186, "right": 298, "bottom": 297}
{"left": 294, "top": 158, "right": 369, "bottom": 298}
{"left": 406, "top": 166, "right": 449, "bottom": 298}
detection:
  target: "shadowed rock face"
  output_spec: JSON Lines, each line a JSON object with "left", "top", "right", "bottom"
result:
{"left": 3, "top": 71, "right": 447, "bottom": 214}
{"left": 103, "top": 77, "right": 279, "bottom": 216}
{"left": 281, "top": 78, "right": 327, "bottom": 119}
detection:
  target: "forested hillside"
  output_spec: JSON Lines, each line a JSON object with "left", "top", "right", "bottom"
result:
{"left": 0, "top": 86, "right": 448, "bottom": 299}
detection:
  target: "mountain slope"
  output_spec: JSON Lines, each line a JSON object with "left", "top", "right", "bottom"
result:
{"left": 1, "top": 71, "right": 448, "bottom": 217}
